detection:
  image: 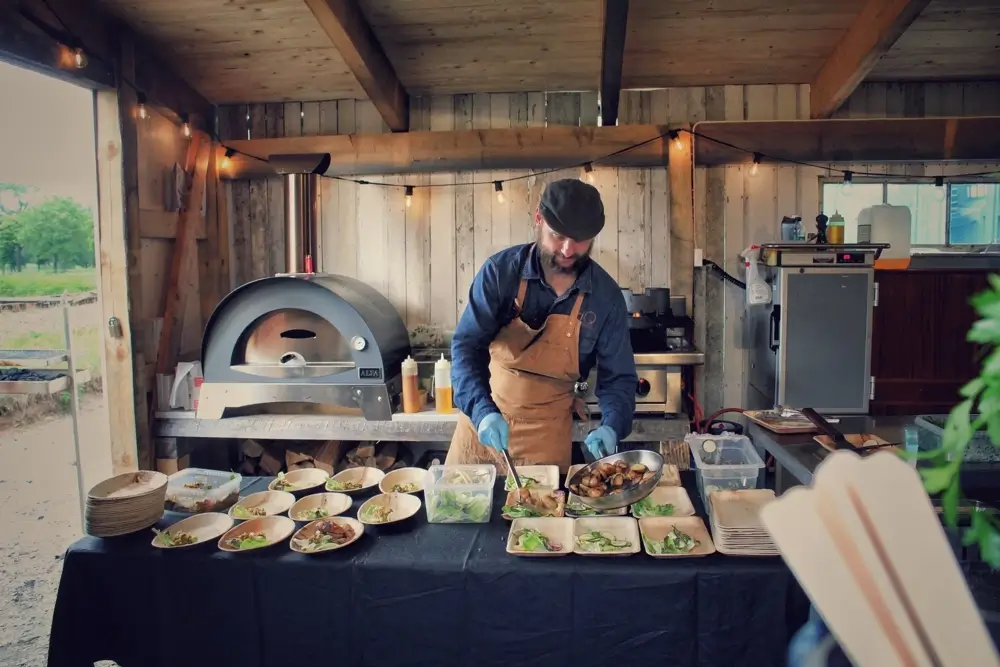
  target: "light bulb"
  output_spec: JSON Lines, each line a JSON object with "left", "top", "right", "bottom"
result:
{"left": 672, "top": 133, "right": 683, "bottom": 152}
{"left": 137, "top": 103, "right": 148, "bottom": 120}
{"left": 750, "top": 152, "right": 762, "bottom": 177}
{"left": 405, "top": 185, "right": 414, "bottom": 208}
{"left": 73, "top": 47, "right": 87, "bottom": 69}
{"left": 181, "top": 113, "right": 192, "bottom": 139}
{"left": 221, "top": 148, "right": 234, "bottom": 170}
{"left": 136, "top": 93, "right": 148, "bottom": 121}
{"left": 494, "top": 181, "right": 505, "bottom": 204}
{"left": 582, "top": 163, "right": 596, "bottom": 184}
{"left": 843, "top": 170, "right": 853, "bottom": 188}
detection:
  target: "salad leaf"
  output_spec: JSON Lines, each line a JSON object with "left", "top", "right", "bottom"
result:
{"left": 152, "top": 528, "right": 197, "bottom": 546}
{"left": 644, "top": 526, "right": 699, "bottom": 554}
{"left": 428, "top": 490, "right": 491, "bottom": 522}
{"left": 502, "top": 503, "right": 542, "bottom": 519}
{"left": 225, "top": 532, "right": 269, "bottom": 550}
{"left": 327, "top": 479, "right": 362, "bottom": 491}
{"left": 575, "top": 530, "right": 631, "bottom": 552}
{"left": 512, "top": 528, "right": 561, "bottom": 552}
{"left": 503, "top": 475, "right": 541, "bottom": 491}
{"left": 632, "top": 497, "right": 676, "bottom": 517}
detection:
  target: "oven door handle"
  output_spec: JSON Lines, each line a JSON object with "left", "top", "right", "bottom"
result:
{"left": 768, "top": 305, "right": 781, "bottom": 352}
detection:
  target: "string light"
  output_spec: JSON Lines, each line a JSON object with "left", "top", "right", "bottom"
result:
{"left": 582, "top": 162, "right": 596, "bottom": 184}
{"left": 221, "top": 148, "right": 235, "bottom": 171}
{"left": 668, "top": 130, "right": 683, "bottom": 151}
{"left": 180, "top": 113, "right": 192, "bottom": 139}
{"left": 750, "top": 152, "right": 762, "bottom": 177}
{"left": 136, "top": 92, "right": 148, "bottom": 121}
{"left": 405, "top": 185, "right": 414, "bottom": 208}
{"left": 843, "top": 170, "right": 853, "bottom": 187}
{"left": 935, "top": 175, "right": 944, "bottom": 187}
{"left": 72, "top": 46, "right": 87, "bottom": 69}
{"left": 494, "top": 181, "right": 506, "bottom": 204}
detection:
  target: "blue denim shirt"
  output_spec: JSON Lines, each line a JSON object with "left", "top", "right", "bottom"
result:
{"left": 451, "top": 243, "right": 637, "bottom": 441}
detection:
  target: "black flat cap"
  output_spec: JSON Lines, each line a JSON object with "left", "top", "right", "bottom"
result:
{"left": 539, "top": 178, "right": 605, "bottom": 241}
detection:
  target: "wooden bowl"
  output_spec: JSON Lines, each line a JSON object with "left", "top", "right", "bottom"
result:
{"left": 379, "top": 467, "right": 426, "bottom": 495}
{"left": 151, "top": 512, "right": 233, "bottom": 549}
{"left": 267, "top": 468, "right": 329, "bottom": 494}
{"left": 358, "top": 492, "right": 422, "bottom": 526}
{"left": 88, "top": 470, "right": 168, "bottom": 501}
{"left": 290, "top": 517, "right": 364, "bottom": 554}
{"left": 288, "top": 493, "right": 352, "bottom": 522}
{"left": 326, "top": 467, "right": 385, "bottom": 495}
{"left": 228, "top": 491, "right": 296, "bottom": 519}
{"left": 218, "top": 515, "right": 295, "bottom": 552}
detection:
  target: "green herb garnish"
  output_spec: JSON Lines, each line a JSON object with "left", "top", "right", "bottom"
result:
{"left": 428, "top": 490, "right": 490, "bottom": 522}
{"left": 296, "top": 507, "right": 329, "bottom": 521}
{"left": 503, "top": 475, "right": 542, "bottom": 491}
{"left": 502, "top": 503, "right": 542, "bottom": 519}
{"left": 644, "top": 526, "right": 699, "bottom": 554}
{"left": 224, "top": 532, "right": 269, "bottom": 550}
{"left": 272, "top": 472, "right": 296, "bottom": 492}
{"left": 632, "top": 497, "right": 676, "bottom": 517}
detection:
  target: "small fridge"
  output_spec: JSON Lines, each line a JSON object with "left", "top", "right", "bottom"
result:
{"left": 746, "top": 244, "right": 886, "bottom": 415}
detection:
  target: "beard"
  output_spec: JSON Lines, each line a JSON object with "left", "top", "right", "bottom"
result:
{"left": 536, "top": 231, "right": 592, "bottom": 275}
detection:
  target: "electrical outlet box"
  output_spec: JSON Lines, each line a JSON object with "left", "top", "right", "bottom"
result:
{"left": 693, "top": 248, "right": 704, "bottom": 267}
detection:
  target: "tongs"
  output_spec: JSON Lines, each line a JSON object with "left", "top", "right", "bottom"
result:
{"left": 501, "top": 449, "right": 523, "bottom": 491}
{"left": 801, "top": 408, "right": 855, "bottom": 451}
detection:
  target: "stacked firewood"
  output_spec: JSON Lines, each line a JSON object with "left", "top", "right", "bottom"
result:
{"left": 239, "top": 439, "right": 410, "bottom": 476}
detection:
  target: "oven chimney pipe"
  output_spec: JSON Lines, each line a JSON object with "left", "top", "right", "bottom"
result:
{"left": 269, "top": 153, "right": 331, "bottom": 274}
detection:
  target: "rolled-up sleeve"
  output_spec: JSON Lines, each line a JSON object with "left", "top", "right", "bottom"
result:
{"left": 451, "top": 258, "right": 505, "bottom": 429}
{"left": 595, "top": 296, "right": 637, "bottom": 441}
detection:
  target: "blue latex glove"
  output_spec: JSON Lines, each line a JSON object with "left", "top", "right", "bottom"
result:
{"left": 584, "top": 425, "right": 617, "bottom": 459}
{"left": 787, "top": 606, "right": 832, "bottom": 667}
{"left": 477, "top": 412, "right": 509, "bottom": 452}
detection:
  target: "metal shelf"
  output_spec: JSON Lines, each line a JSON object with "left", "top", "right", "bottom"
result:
{"left": 0, "top": 349, "right": 69, "bottom": 367}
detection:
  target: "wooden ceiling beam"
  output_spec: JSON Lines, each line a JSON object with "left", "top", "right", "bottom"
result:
{"left": 599, "top": 0, "right": 629, "bottom": 127}
{"left": 810, "top": 0, "right": 931, "bottom": 119}
{"left": 219, "top": 116, "right": 1000, "bottom": 179}
{"left": 303, "top": 0, "right": 409, "bottom": 132}
{"left": 694, "top": 117, "right": 1000, "bottom": 165}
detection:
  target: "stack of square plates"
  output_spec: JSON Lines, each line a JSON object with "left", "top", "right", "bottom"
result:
{"left": 708, "top": 489, "right": 780, "bottom": 556}
{"left": 85, "top": 470, "right": 168, "bottom": 537}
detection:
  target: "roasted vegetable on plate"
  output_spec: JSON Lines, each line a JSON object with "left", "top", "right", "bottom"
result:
{"left": 223, "top": 531, "right": 269, "bottom": 551}
{"left": 644, "top": 526, "right": 699, "bottom": 554}
{"left": 502, "top": 489, "right": 565, "bottom": 519}
{"left": 292, "top": 520, "right": 357, "bottom": 553}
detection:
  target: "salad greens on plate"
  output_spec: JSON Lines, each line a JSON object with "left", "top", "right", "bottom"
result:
{"left": 644, "top": 526, "right": 699, "bottom": 554}
{"left": 575, "top": 530, "right": 632, "bottom": 553}
{"left": 632, "top": 497, "right": 676, "bottom": 517}
{"left": 511, "top": 528, "right": 562, "bottom": 553}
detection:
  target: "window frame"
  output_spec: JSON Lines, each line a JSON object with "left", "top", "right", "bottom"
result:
{"left": 819, "top": 175, "right": 1000, "bottom": 250}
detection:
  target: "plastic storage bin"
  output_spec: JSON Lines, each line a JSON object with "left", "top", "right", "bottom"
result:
{"left": 164, "top": 468, "right": 242, "bottom": 513}
{"left": 424, "top": 464, "right": 497, "bottom": 523}
{"left": 686, "top": 433, "right": 765, "bottom": 507}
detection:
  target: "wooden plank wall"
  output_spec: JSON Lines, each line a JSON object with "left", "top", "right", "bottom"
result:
{"left": 218, "top": 81, "right": 1000, "bottom": 416}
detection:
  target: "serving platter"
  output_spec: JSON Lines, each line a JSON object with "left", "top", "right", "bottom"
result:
{"left": 290, "top": 517, "right": 364, "bottom": 554}
{"left": 630, "top": 485, "right": 695, "bottom": 518}
{"left": 573, "top": 516, "right": 641, "bottom": 557}
{"left": 151, "top": 512, "right": 233, "bottom": 549}
{"left": 326, "top": 467, "right": 385, "bottom": 495}
{"left": 287, "top": 492, "right": 352, "bottom": 522}
{"left": 639, "top": 516, "right": 716, "bottom": 558}
{"left": 506, "top": 517, "right": 574, "bottom": 557}
{"left": 218, "top": 515, "right": 295, "bottom": 552}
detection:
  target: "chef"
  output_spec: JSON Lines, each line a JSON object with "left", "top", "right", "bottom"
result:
{"left": 447, "top": 178, "right": 637, "bottom": 471}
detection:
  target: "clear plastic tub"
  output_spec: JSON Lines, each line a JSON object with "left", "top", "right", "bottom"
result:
{"left": 164, "top": 468, "right": 242, "bottom": 513}
{"left": 685, "top": 434, "right": 765, "bottom": 507}
{"left": 424, "top": 464, "right": 496, "bottom": 523}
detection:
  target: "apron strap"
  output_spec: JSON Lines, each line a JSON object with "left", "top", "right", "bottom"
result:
{"left": 569, "top": 291, "right": 585, "bottom": 320}
{"left": 514, "top": 278, "right": 529, "bottom": 314}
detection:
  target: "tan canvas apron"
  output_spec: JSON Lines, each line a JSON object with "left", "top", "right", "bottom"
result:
{"left": 446, "top": 278, "right": 585, "bottom": 472}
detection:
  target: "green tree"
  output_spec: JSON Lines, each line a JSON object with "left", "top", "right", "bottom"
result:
{"left": 0, "top": 183, "right": 32, "bottom": 215}
{"left": 14, "top": 197, "right": 94, "bottom": 272}
{"left": 0, "top": 183, "right": 33, "bottom": 272}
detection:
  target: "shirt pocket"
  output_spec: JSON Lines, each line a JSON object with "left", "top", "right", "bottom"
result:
{"left": 578, "top": 324, "right": 600, "bottom": 359}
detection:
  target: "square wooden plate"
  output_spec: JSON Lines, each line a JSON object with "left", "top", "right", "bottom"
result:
{"left": 639, "top": 516, "right": 716, "bottom": 558}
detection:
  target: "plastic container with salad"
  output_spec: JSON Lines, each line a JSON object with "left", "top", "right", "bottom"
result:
{"left": 424, "top": 464, "right": 496, "bottom": 524}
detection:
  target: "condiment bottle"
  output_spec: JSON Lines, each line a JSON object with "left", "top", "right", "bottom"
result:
{"left": 401, "top": 355, "right": 421, "bottom": 414}
{"left": 827, "top": 211, "right": 845, "bottom": 244}
{"left": 434, "top": 354, "right": 454, "bottom": 414}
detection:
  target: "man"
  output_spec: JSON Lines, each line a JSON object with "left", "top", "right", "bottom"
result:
{"left": 447, "top": 178, "right": 637, "bottom": 471}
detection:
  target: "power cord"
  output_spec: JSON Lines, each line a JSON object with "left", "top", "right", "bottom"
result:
{"left": 702, "top": 259, "right": 747, "bottom": 290}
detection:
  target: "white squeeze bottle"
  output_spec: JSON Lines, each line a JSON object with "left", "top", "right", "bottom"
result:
{"left": 401, "top": 355, "right": 420, "bottom": 414}
{"left": 434, "top": 354, "right": 454, "bottom": 414}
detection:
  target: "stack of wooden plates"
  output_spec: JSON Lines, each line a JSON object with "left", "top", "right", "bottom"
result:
{"left": 85, "top": 470, "right": 168, "bottom": 537}
{"left": 708, "top": 489, "right": 779, "bottom": 556}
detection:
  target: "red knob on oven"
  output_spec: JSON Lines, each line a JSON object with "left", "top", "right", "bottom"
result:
{"left": 636, "top": 378, "right": 651, "bottom": 397}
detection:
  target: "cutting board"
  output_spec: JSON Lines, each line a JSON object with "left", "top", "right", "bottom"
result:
{"left": 814, "top": 433, "right": 896, "bottom": 454}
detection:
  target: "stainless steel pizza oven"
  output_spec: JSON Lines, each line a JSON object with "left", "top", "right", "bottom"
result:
{"left": 196, "top": 154, "right": 411, "bottom": 420}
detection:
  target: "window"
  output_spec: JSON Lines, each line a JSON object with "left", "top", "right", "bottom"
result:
{"left": 821, "top": 181, "right": 1000, "bottom": 247}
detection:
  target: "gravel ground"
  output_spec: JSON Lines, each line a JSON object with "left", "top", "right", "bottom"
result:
{"left": 0, "top": 396, "right": 110, "bottom": 667}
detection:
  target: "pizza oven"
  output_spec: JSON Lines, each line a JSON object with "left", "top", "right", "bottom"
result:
{"left": 196, "top": 154, "right": 411, "bottom": 420}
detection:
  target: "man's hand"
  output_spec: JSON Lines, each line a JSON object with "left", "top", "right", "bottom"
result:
{"left": 477, "top": 412, "right": 509, "bottom": 452}
{"left": 583, "top": 425, "right": 617, "bottom": 459}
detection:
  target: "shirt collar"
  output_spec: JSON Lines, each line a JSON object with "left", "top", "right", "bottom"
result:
{"left": 523, "top": 243, "right": 594, "bottom": 294}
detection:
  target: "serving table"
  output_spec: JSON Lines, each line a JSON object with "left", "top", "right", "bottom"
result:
{"left": 48, "top": 473, "right": 808, "bottom": 667}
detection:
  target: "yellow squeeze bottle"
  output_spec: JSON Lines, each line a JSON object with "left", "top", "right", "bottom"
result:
{"left": 434, "top": 354, "right": 454, "bottom": 413}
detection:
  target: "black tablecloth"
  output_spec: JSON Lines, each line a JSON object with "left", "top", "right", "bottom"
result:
{"left": 49, "top": 474, "right": 808, "bottom": 667}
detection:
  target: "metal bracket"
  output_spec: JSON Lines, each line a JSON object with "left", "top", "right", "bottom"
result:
{"left": 869, "top": 376, "right": 876, "bottom": 401}
{"left": 873, "top": 282, "right": 879, "bottom": 307}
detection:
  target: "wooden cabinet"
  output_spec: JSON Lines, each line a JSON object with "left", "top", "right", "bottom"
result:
{"left": 870, "top": 269, "right": 991, "bottom": 416}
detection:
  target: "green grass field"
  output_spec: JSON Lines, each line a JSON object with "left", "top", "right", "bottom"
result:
{"left": 0, "top": 267, "right": 97, "bottom": 297}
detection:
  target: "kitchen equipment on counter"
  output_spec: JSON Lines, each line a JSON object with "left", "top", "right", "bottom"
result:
{"left": 197, "top": 156, "right": 412, "bottom": 421}
{"left": 577, "top": 290, "right": 703, "bottom": 416}
{"left": 800, "top": 407, "right": 853, "bottom": 451}
{"left": 747, "top": 243, "right": 888, "bottom": 415}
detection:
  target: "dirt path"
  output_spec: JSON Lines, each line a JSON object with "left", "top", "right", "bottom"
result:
{"left": 0, "top": 396, "right": 110, "bottom": 667}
